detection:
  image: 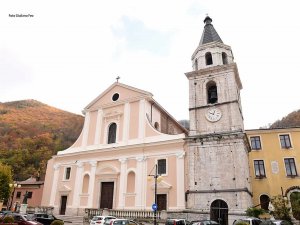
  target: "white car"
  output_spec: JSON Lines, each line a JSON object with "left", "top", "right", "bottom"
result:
{"left": 90, "top": 216, "right": 117, "bottom": 225}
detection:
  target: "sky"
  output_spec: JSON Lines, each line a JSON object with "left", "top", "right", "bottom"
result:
{"left": 1, "top": 0, "right": 300, "bottom": 129}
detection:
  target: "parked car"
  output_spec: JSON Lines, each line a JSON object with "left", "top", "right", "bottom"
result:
{"left": 109, "top": 219, "right": 139, "bottom": 225}
{"left": 233, "top": 218, "right": 262, "bottom": 225}
{"left": 4, "top": 213, "right": 43, "bottom": 225}
{"left": 270, "top": 220, "right": 292, "bottom": 225}
{"left": 90, "top": 216, "right": 117, "bottom": 225}
{"left": 190, "top": 220, "right": 219, "bottom": 225}
{"left": 27, "top": 213, "right": 63, "bottom": 225}
{"left": 166, "top": 219, "right": 189, "bottom": 225}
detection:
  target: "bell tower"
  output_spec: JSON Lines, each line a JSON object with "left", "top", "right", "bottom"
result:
{"left": 185, "top": 16, "right": 252, "bottom": 225}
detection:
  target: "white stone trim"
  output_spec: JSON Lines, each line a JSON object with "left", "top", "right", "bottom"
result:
{"left": 88, "top": 161, "right": 97, "bottom": 207}
{"left": 135, "top": 156, "right": 146, "bottom": 208}
{"left": 72, "top": 162, "right": 84, "bottom": 207}
{"left": 122, "top": 103, "right": 130, "bottom": 142}
{"left": 49, "top": 164, "right": 60, "bottom": 206}
{"left": 176, "top": 151, "right": 185, "bottom": 208}
{"left": 118, "top": 158, "right": 127, "bottom": 209}
{"left": 138, "top": 99, "right": 145, "bottom": 139}
{"left": 94, "top": 110, "right": 103, "bottom": 145}
{"left": 82, "top": 112, "right": 91, "bottom": 147}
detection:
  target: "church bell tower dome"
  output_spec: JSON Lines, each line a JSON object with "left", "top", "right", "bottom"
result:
{"left": 192, "top": 16, "right": 234, "bottom": 71}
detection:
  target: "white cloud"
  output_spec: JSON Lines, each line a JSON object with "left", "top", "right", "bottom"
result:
{"left": 1, "top": 0, "right": 300, "bottom": 129}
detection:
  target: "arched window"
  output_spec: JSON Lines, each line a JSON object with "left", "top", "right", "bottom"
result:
{"left": 108, "top": 123, "right": 117, "bottom": 144}
{"left": 195, "top": 59, "right": 198, "bottom": 70}
{"left": 154, "top": 122, "right": 159, "bottom": 130}
{"left": 210, "top": 199, "right": 228, "bottom": 225}
{"left": 205, "top": 52, "right": 213, "bottom": 65}
{"left": 127, "top": 171, "right": 135, "bottom": 193}
{"left": 222, "top": 52, "right": 228, "bottom": 65}
{"left": 82, "top": 174, "right": 90, "bottom": 194}
{"left": 207, "top": 81, "right": 218, "bottom": 104}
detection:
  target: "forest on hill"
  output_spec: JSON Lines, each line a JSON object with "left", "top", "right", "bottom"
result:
{"left": 270, "top": 109, "right": 300, "bottom": 128}
{"left": 0, "top": 100, "right": 84, "bottom": 181}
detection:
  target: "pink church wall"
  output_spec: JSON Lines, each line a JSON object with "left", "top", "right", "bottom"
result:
{"left": 129, "top": 101, "right": 139, "bottom": 139}
{"left": 87, "top": 110, "right": 97, "bottom": 145}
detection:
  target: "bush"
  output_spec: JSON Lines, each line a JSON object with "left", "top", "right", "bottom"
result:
{"left": 246, "top": 207, "right": 265, "bottom": 218}
{"left": 50, "top": 220, "right": 64, "bottom": 225}
{"left": 3, "top": 216, "right": 14, "bottom": 223}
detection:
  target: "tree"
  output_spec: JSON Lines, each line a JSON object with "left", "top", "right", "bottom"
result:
{"left": 270, "top": 195, "right": 291, "bottom": 222}
{"left": 245, "top": 207, "right": 265, "bottom": 218}
{"left": 0, "top": 162, "right": 13, "bottom": 202}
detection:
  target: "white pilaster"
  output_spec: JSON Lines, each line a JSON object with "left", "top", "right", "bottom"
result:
{"left": 82, "top": 112, "right": 91, "bottom": 147}
{"left": 122, "top": 103, "right": 130, "bottom": 142}
{"left": 94, "top": 110, "right": 103, "bottom": 145}
{"left": 135, "top": 156, "right": 146, "bottom": 209}
{"left": 118, "top": 158, "right": 127, "bottom": 209}
{"left": 72, "top": 162, "right": 84, "bottom": 207}
{"left": 138, "top": 100, "right": 145, "bottom": 139}
{"left": 176, "top": 152, "right": 185, "bottom": 209}
{"left": 49, "top": 164, "right": 60, "bottom": 206}
{"left": 88, "top": 161, "right": 97, "bottom": 207}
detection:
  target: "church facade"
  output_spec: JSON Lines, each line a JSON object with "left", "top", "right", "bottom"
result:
{"left": 42, "top": 17, "right": 253, "bottom": 225}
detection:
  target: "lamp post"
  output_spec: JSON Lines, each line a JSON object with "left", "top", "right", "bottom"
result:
{"left": 148, "top": 164, "right": 163, "bottom": 225}
{"left": 8, "top": 183, "right": 21, "bottom": 210}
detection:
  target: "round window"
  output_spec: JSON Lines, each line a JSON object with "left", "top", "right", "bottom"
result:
{"left": 112, "top": 93, "right": 119, "bottom": 101}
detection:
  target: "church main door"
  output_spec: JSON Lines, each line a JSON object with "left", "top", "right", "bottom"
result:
{"left": 100, "top": 182, "right": 114, "bottom": 209}
{"left": 210, "top": 200, "right": 228, "bottom": 225}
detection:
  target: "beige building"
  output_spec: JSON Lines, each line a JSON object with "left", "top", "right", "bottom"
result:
{"left": 246, "top": 127, "right": 300, "bottom": 221}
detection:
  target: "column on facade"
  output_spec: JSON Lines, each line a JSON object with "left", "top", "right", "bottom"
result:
{"left": 82, "top": 112, "right": 90, "bottom": 147}
{"left": 94, "top": 110, "right": 103, "bottom": 145}
{"left": 122, "top": 103, "right": 130, "bottom": 142}
{"left": 72, "top": 161, "right": 84, "bottom": 208}
{"left": 88, "top": 161, "right": 97, "bottom": 208}
{"left": 118, "top": 158, "right": 127, "bottom": 209}
{"left": 49, "top": 164, "right": 60, "bottom": 206}
{"left": 138, "top": 100, "right": 145, "bottom": 139}
{"left": 176, "top": 152, "right": 185, "bottom": 209}
{"left": 135, "top": 156, "right": 146, "bottom": 209}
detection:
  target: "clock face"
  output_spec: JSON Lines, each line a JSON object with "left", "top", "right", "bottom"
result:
{"left": 205, "top": 107, "right": 222, "bottom": 122}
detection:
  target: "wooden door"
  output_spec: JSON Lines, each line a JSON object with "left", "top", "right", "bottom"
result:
{"left": 59, "top": 196, "right": 67, "bottom": 215}
{"left": 157, "top": 194, "right": 167, "bottom": 210}
{"left": 100, "top": 182, "right": 114, "bottom": 209}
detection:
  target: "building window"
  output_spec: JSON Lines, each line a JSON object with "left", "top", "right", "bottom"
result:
{"left": 108, "top": 123, "right": 117, "bottom": 144}
{"left": 16, "top": 192, "right": 21, "bottom": 199}
{"left": 207, "top": 81, "right": 218, "bottom": 104}
{"left": 254, "top": 160, "right": 266, "bottom": 178}
{"left": 27, "top": 192, "right": 32, "bottom": 198}
{"left": 65, "top": 167, "right": 71, "bottom": 180}
{"left": 157, "top": 159, "right": 166, "bottom": 175}
{"left": 195, "top": 59, "right": 198, "bottom": 70}
{"left": 280, "top": 134, "right": 292, "bottom": 148}
{"left": 205, "top": 52, "right": 213, "bottom": 65}
{"left": 284, "top": 158, "right": 297, "bottom": 177}
{"left": 250, "top": 136, "right": 261, "bottom": 150}
{"left": 222, "top": 52, "right": 228, "bottom": 65}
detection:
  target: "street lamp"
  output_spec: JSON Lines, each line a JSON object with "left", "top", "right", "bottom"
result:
{"left": 148, "top": 164, "right": 163, "bottom": 225}
{"left": 8, "top": 183, "right": 21, "bottom": 210}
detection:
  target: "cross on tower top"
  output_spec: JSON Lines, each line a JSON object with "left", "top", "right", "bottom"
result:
{"left": 116, "top": 76, "right": 120, "bottom": 83}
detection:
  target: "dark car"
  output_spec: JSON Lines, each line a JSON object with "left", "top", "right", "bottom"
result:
{"left": 28, "top": 213, "right": 63, "bottom": 225}
{"left": 166, "top": 219, "right": 189, "bottom": 225}
{"left": 4, "top": 213, "right": 43, "bottom": 225}
{"left": 190, "top": 220, "right": 219, "bottom": 225}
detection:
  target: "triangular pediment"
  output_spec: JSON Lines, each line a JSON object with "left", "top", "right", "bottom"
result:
{"left": 151, "top": 180, "right": 172, "bottom": 192}
{"left": 84, "top": 82, "right": 153, "bottom": 111}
